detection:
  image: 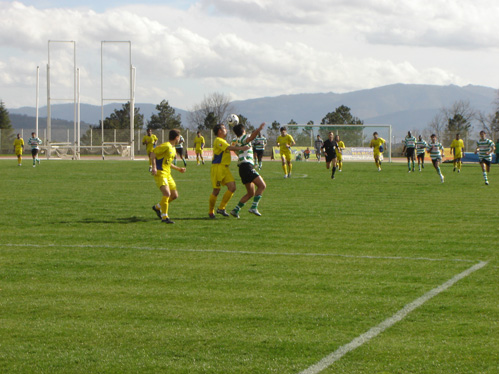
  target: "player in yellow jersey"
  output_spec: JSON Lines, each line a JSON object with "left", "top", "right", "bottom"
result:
{"left": 369, "top": 132, "right": 386, "bottom": 171}
{"left": 277, "top": 126, "right": 296, "bottom": 178}
{"left": 150, "top": 129, "right": 186, "bottom": 224}
{"left": 208, "top": 123, "right": 250, "bottom": 219}
{"left": 13, "top": 133, "right": 24, "bottom": 166}
{"left": 142, "top": 128, "right": 158, "bottom": 172}
{"left": 450, "top": 133, "right": 465, "bottom": 173}
{"left": 335, "top": 134, "right": 345, "bottom": 171}
{"left": 193, "top": 131, "right": 205, "bottom": 165}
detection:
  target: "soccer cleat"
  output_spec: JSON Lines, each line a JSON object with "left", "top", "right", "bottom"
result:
{"left": 248, "top": 208, "right": 262, "bottom": 216}
{"left": 149, "top": 166, "right": 152, "bottom": 172}
{"left": 331, "top": 175, "right": 335, "bottom": 179}
{"left": 485, "top": 181, "right": 489, "bottom": 185}
{"left": 453, "top": 167, "right": 456, "bottom": 172}
{"left": 152, "top": 205, "right": 162, "bottom": 219}
{"left": 230, "top": 209, "right": 240, "bottom": 218}
{"left": 458, "top": 170, "right": 460, "bottom": 173}
{"left": 339, "top": 169, "right": 342, "bottom": 172}
{"left": 408, "top": 170, "right": 411, "bottom": 173}
{"left": 378, "top": 168, "right": 381, "bottom": 171}
{"left": 284, "top": 174, "right": 288, "bottom": 178}
{"left": 33, "top": 165, "right": 36, "bottom": 168}
{"left": 288, "top": 173, "right": 291, "bottom": 178}
{"left": 161, "top": 217, "right": 175, "bottom": 224}
{"left": 216, "top": 209, "right": 229, "bottom": 217}
{"left": 441, "top": 175, "right": 445, "bottom": 183}
{"left": 208, "top": 213, "right": 216, "bottom": 219}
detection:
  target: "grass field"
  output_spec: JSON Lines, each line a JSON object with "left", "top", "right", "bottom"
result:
{"left": 0, "top": 158, "right": 498, "bottom": 374}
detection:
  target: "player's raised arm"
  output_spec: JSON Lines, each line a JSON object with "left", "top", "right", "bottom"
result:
{"left": 246, "top": 123, "right": 266, "bottom": 143}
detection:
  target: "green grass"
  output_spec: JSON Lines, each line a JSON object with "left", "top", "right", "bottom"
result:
{"left": 0, "top": 159, "right": 498, "bottom": 373}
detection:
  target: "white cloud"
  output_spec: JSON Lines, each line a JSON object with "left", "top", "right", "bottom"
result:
{"left": 0, "top": 0, "right": 498, "bottom": 110}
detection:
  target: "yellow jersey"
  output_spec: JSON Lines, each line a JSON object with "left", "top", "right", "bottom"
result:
{"left": 370, "top": 138, "right": 385, "bottom": 154}
{"left": 13, "top": 138, "right": 24, "bottom": 151}
{"left": 277, "top": 134, "right": 295, "bottom": 152}
{"left": 450, "top": 139, "right": 464, "bottom": 157}
{"left": 194, "top": 136, "right": 205, "bottom": 151}
{"left": 212, "top": 137, "right": 231, "bottom": 165}
{"left": 153, "top": 142, "right": 175, "bottom": 174}
{"left": 337, "top": 141, "right": 345, "bottom": 159}
{"left": 142, "top": 134, "right": 158, "bottom": 153}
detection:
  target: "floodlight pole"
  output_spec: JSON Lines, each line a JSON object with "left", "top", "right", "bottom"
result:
{"left": 35, "top": 66, "right": 39, "bottom": 136}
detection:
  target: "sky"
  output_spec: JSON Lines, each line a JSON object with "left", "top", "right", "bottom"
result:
{"left": 1, "top": 0, "right": 499, "bottom": 110}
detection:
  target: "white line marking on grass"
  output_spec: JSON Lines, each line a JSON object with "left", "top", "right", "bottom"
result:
{"left": 298, "top": 260, "right": 489, "bottom": 374}
{"left": 1, "top": 243, "right": 479, "bottom": 264}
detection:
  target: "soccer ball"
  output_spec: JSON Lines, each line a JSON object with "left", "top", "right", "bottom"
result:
{"left": 227, "top": 114, "right": 239, "bottom": 127}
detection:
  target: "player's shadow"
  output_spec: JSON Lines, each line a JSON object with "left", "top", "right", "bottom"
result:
{"left": 58, "top": 216, "right": 151, "bottom": 224}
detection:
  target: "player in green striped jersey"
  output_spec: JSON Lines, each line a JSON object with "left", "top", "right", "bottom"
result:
{"left": 416, "top": 135, "right": 427, "bottom": 171}
{"left": 402, "top": 131, "right": 417, "bottom": 172}
{"left": 252, "top": 132, "right": 267, "bottom": 169}
{"left": 475, "top": 130, "right": 495, "bottom": 185}
{"left": 426, "top": 134, "right": 445, "bottom": 183}
{"left": 28, "top": 132, "right": 42, "bottom": 167}
{"left": 230, "top": 122, "right": 266, "bottom": 218}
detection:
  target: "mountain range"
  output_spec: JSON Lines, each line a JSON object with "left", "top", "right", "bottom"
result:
{"left": 7, "top": 83, "right": 498, "bottom": 137}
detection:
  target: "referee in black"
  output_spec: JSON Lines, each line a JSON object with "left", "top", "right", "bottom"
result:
{"left": 322, "top": 131, "right": 340, "bottom": 179}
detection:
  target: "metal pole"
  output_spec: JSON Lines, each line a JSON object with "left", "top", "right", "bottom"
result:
{"left": 35, "top": 66, "right": 39, "bottom": 136}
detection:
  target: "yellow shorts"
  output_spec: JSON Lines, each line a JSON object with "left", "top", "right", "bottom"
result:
{"left": 211, "top": 164, "right": 234, "bottom": 189}
{"left": 337, "top": 153, "right": 343, "bottom": 161}
{"left": 454, "top": 153, "right": 463, "bottom": 159}
{"left": 373, "top": 151, "right": 381, "bottom": 158}
{"left": 146, "top": 146, "right": 155, "bottom": 154}
{"left": 154, "top": 171, "right": 176, "bottom": 191}
{"left": 15, "top": 149, "right": 23, "bottom": 156}
{"left": 195, "top": 147, "right": 203, "bottom": 154}
{"left": 281, "top": 149, "right": 292, "bottom": 162}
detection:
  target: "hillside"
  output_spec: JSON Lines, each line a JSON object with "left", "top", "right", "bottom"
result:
{"left": 7, "top": 84, "right": 498, "bottom": 137}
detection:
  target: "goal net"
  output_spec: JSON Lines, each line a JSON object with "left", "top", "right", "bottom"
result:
{"left": 279, "top": 124, "right": 392, "bottom": 162}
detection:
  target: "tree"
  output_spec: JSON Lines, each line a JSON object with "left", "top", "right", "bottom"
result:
{"left": 188, "top": 92, "right": 234, "bottom": 130}
{"left": 147, "top": 100, "right": 182, "bottom": 130}
{"left": 0, "top": 100, "right": 14, "bottom": 153}
{"left": 267, "top": 120, "right": 281, "bottom": 142}
{"left": 320, "top": 105, "right": 364, "bottom": 146}
{"left": 427, "top": 100, "right": 475, "bottom": 145}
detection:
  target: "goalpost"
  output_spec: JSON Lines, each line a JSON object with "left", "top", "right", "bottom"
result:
{"left": 284, "top": 124, "right": 392, "bottom": 162}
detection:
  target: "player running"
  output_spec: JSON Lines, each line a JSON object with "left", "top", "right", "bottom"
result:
{"left": 13, "top": 133, "right": 24, "bottom": 166}
{"left": 174, "top": 134, "right": 187, "bottom": 167}
{"left": 277, "top": 127, "right": 296, "bottom": 178}
{"left": 335, "top": 135, "right": 345, "bottom": 171}
{"left": 314, "top": 135, "right": 324, "bottom": 162}
{"left": 427, "top": 134, "right": 445, "bottom": 183}
{"left": 369, "top": 132, "right": 386, "bottom": 171}
{"left": 150, "top": 129, "right": 186, "bottom": 224}
{"left": 208, "top": 124, "right": 251, "bottom": 219}
{"left": 27, "top": 132, "right": 42, "bottom": 167}
{"left": 322, "top": 132, "right": 340, "bottom": 179}
{"left": 416, "top": 135, "right": 427, "bottom": 171}
{"left": 142, "top": 128, "right": 158, "bottom": 172}
{"left": 450, "top": 133, "right": 465, "bottom": 173}
{"left": 475, "top": 130, "right": 495, "bottom": 185}
{"left": 402, "top": 131, "right": 417, "bottom": 172}
{"left": 193, "top": 131, "right": 205, "bottom": 165}
{"left": 230, "top": 122, "right": 267, "bottom": 218}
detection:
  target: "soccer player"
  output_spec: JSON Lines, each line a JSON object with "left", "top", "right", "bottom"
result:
{"left": 142, "top": 128, "right": 158, "bottom": 172}
{"left": 230, "top": 122, "right": 267, "bottom": 218}
{"left": 252, "top": 131, "right": 267, "bottom": 169}
{"left": 13, "top": 133, "right": 24, "bottom": 166}
{"left": 335, "top": 134, "right": 345, "bottom": 171}
{"left": 314, "top": 135, "right": 324, "bottom": 162}
{"left": 27, "top": 132, "right": 42, "bottom": 167}
{"left": 475, "top": 130, "right": 495, "bottom": 185}
{"left": 369, "top": 132, "right": 386, "bottom": 171}
{"left": 150, "top": 129, "right": 186, "bottom": 224}
{"left": 193, "top": 131, "right": 205, "bottom": 165}
{"left": 208, "top": 123, "right": 251, "bottom": 219}
{"left": 174, "top": 134, "right": 187, "bottom": 167}
{"left": 427, "top": 134, "right": 445, "bottom": 183}
{"left": 322, "top": 131, "right": 339, "bottom": 179}
{"left": 494, "top": 139, "right": 499, "bottom": 164}
{"left": 450, "top": 133, "right": 465, "bottom": 173}
{"left": 416, "top": 135, "right": 427, "bottom": 171}
{"left": 402, "top": 131, "right": 417, "bottom": 172}
{"left": 277, "top": 126, "right": 296, "bottom": 178}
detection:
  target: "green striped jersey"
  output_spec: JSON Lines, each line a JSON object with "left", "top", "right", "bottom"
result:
{"left": 252, "top": 136, "right": 267, "bottom": 151}
{"left": 235, "top": 134, "right": 254, "bottom": 165}
{"left": 426, "top": 141, "right": 443, "bottom": 159}
{"left": 476, "top": 138, "right": 494, "bottom": 160}
{"left": 404, "top": 136, "right": 416, "bottom": 148}
{"left": 28, "top": 137, "right": 42, "bottom": 149}
{"left": 416, "top": 140, "right": 427, "bottom": 155}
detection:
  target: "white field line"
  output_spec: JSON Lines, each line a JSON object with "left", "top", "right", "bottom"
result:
{"left": 0, "top": 243, "right": 479, "bottom": 264}
{"left": 298, "top": 260, "right": 489, "bottom": 374}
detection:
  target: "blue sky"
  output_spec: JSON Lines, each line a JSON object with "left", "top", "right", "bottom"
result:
{"left": 1, "top": 0, "right": 499, "bottom": 111}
